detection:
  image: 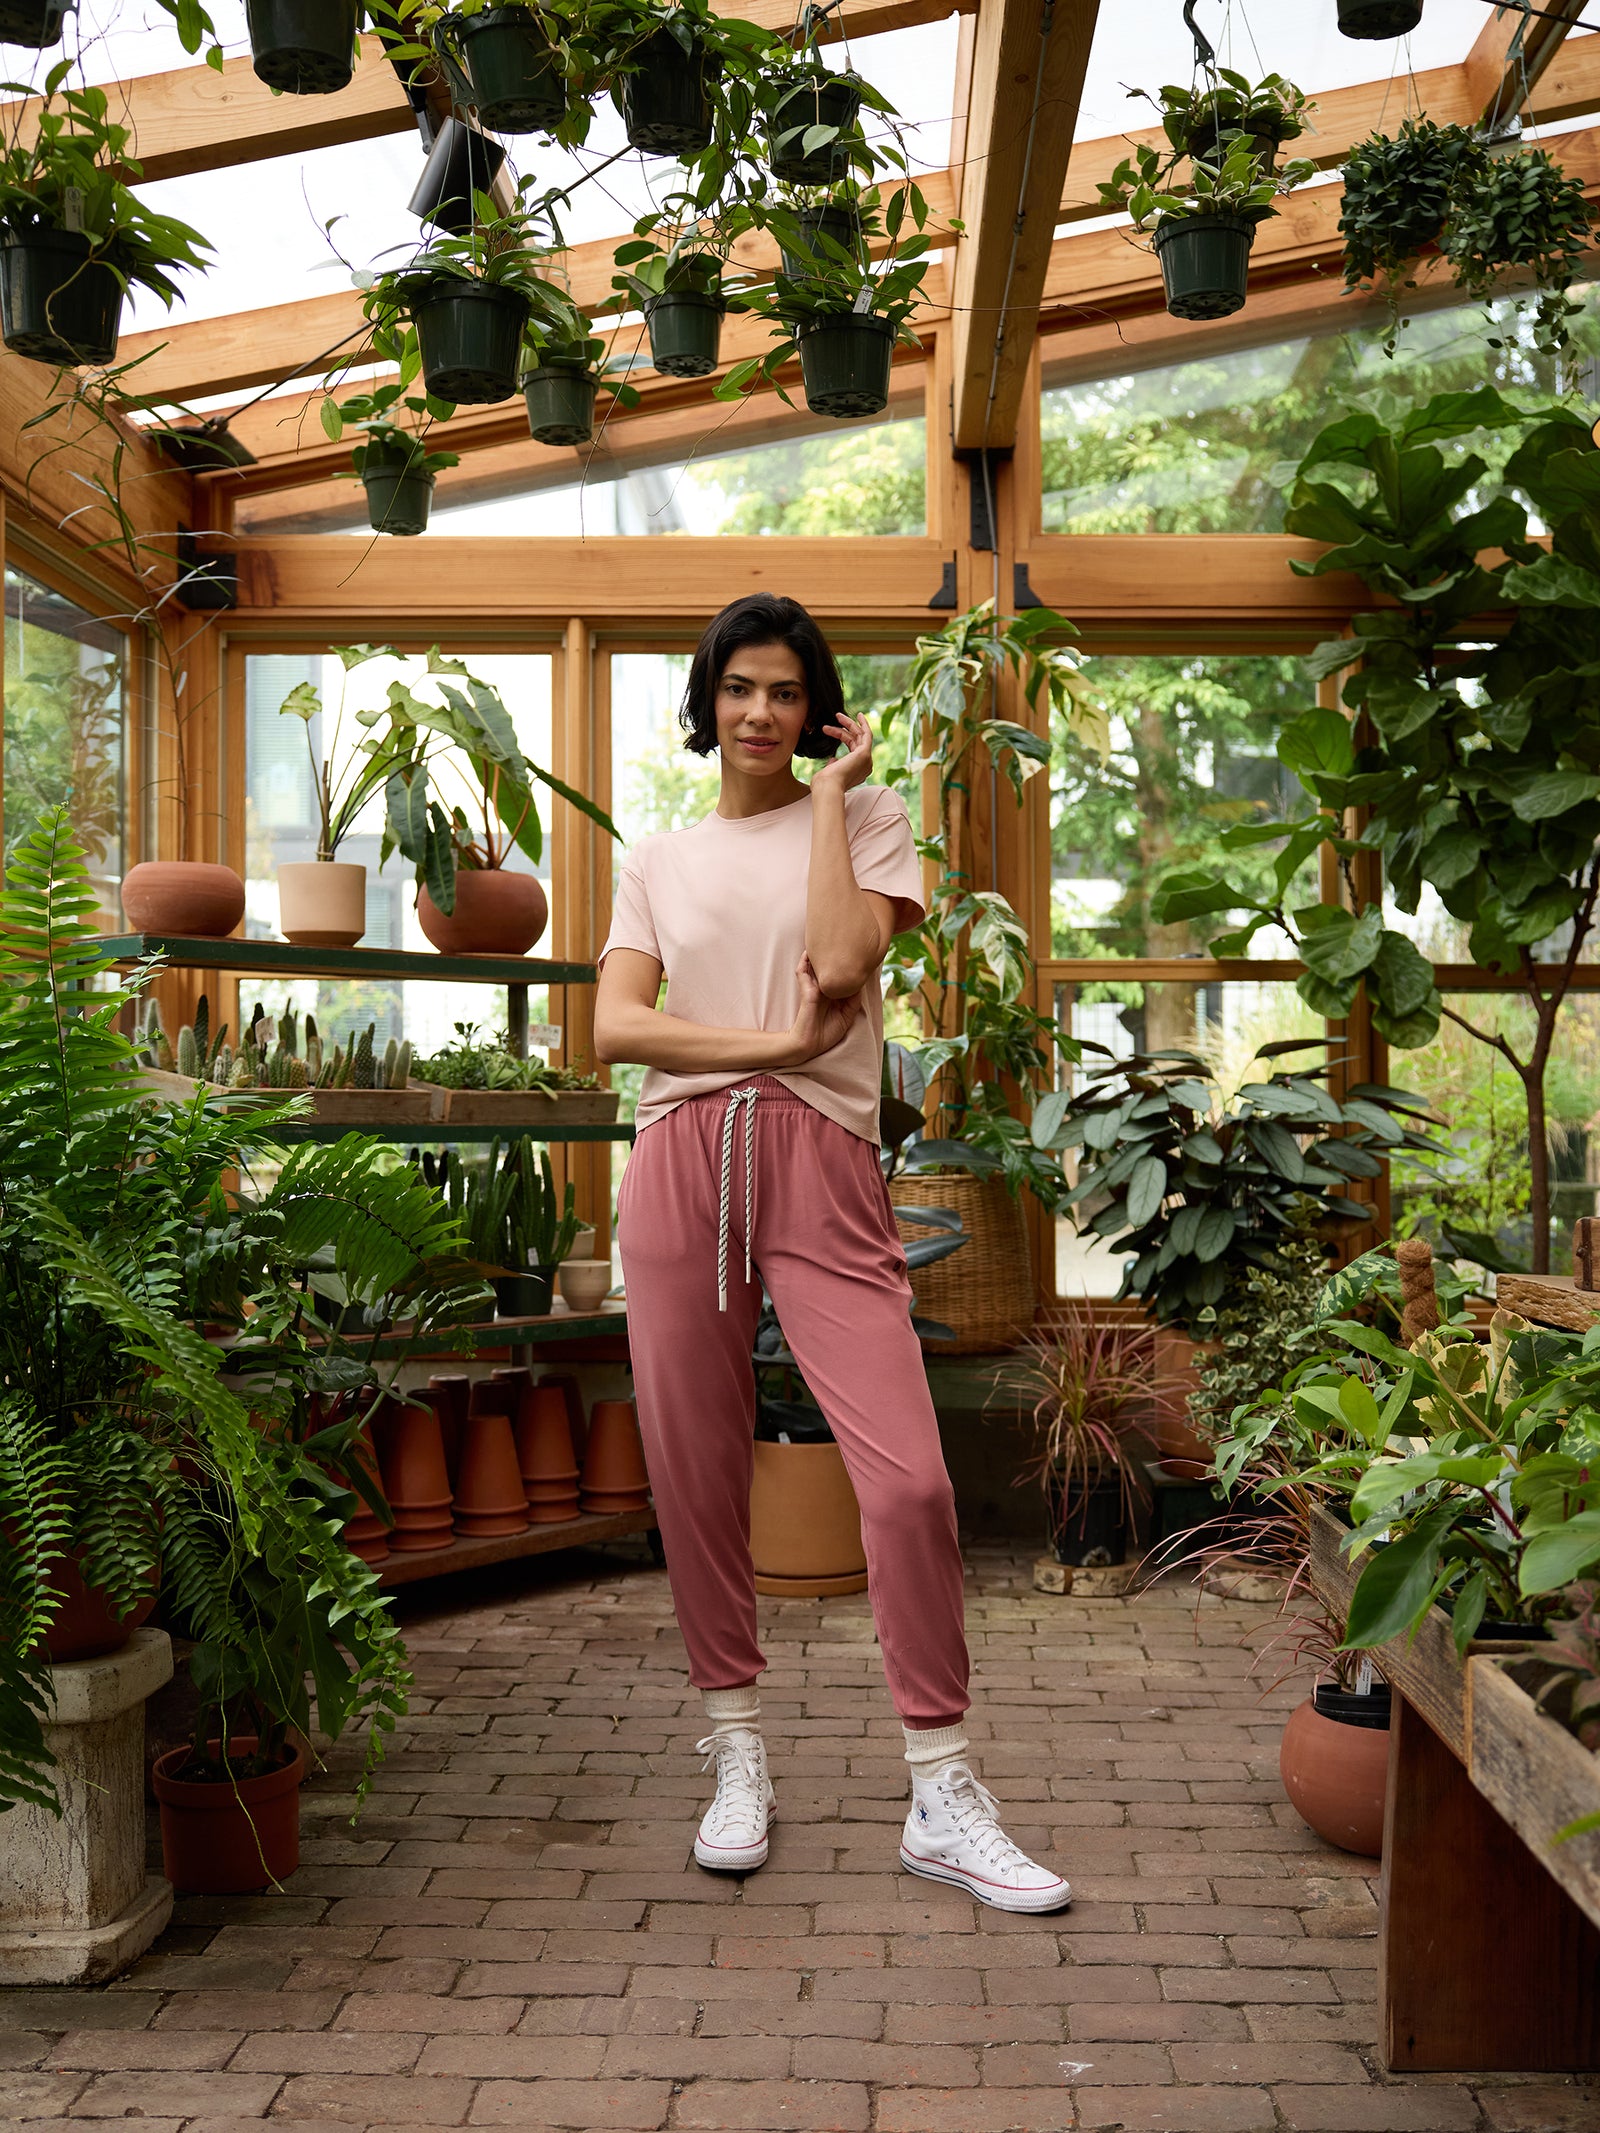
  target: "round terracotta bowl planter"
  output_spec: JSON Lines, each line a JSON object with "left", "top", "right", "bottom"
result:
{"left": 418, "top": 868, "right": 548, "bottom": 955}
{"left": 277, "top": 860, "right": 366, "bottom": 948}
{"left": 121, "top": 860, "right": 246, "bottom": 938}
{"left": 1153, "top": 213, "right": 1255, "bottom": 322}
{"left": 245, "top": 0, "right": 359, "bottom": 94}
{"left": 618, "top": 26, "right": 714, "bottom": 155}
{"left": 888, "top": 1171, "right": 1033, "bottom": 1355}
{"left": 152, "top": 1737, "right": 305, "bottom": 1895}
{"left": 39, "top": 1552, "right": 157, "bottom": 1663}
{"left": 1279, "top": 1683, "right": 1391, "bottom": 1858}
{"left": 456, "top": 6, "right": 566, "bottom": 134}
{"left": 750, "top": 1439, "right": 867, "bottom": 1597}
{"left": 0, "top": 230, "right": 123, "bottom": 367}
{"left": 1338, "top": 0, "right": 1422, "bottom": 36}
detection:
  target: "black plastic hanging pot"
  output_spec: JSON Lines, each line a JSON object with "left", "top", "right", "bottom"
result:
{"left": 0, "top": 230, "right": 123, "bottom": 367}
{"left": 524, "top": 363, "right": 599, "bottom": 446}
{"left": 408, "top": 117, "right": 508, "bottom": 235}
{"left": 765, "top": 74, "right": 862, "bottom": 186}
{"left": 779, "top": 203, "right": 861, "bottom": 277}
{"left": 1051, "top": 1478, "right": 1128, "bottom": 1569}
{"left": 455, "top": 7, "right": 565, "bottom": 134}
{"left": 412, "top": 281, "right": 530, "bottom": 405}
{"left": 360, "top": 441, "right": 436, "bottom": 537}
{"left": 796, "top": 312, "right": 893, "bottom": 420}
{"left": 1152, "top": 213, "right": 1255, "bottom": 321}
{"left": 645, "top": 290, "right": 724, "bottom": 378}
{"left": 618, "top": 26, "right": 715, "bottom": 157}
{"left": 0, "top": 0, "right": 72, "bottom": 46}
{"left": 1337, "top": 0, "right": 1423, "bottom": 35}
{"left": 245, "top": 0, "right": 359, "bottom": 94}
{"left": 1183, "top": 102, "right": 1297, "bottom": 164}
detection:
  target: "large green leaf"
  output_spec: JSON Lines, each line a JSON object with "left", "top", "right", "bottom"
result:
{"left": 1342, "top": 1514, "right": 1454, "bottom": 1649}
{"left": 1124, "top": 1154, "right": 1168, "bottom": 1229}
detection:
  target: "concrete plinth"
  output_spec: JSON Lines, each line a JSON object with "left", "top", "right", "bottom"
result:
{"left": 1033, "top": 1553, "right": 1142, "bottom": 1597}
{"left": 0, "top": 1627, "right": 174, "bottom": 1985}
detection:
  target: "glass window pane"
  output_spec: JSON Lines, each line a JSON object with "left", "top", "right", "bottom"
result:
{"left": 4, "top": 566, "right": 125, "bottom": 920}
{"left": 242, "top": 650, "right": 553, "bottom": 1058}
{"left": 1052, "top": 652, "right": 1316, "bottom": 961}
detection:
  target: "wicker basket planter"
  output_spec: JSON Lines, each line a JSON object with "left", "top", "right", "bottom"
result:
{"left": 888, "top": 1170, "right": 1033, "bottom": 1355}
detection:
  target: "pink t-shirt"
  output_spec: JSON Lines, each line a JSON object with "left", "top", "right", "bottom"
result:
{"left": 598, "top": 784, "right": 926, "bottom": 1145}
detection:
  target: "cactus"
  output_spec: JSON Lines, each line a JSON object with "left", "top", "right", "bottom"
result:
{"left": 392, "top": 1040, "right": 412, "bottom": 1090}
{"left": 211, "top": 1044, "right": 233, "bottom": 1086}
{"left": 353, "top": 1024, "right": 375, "bottom": 1090}
{"left": 278, "top": 1010, "right": 295, "bottom": 1056}
{"left": 176, "top": 1024, "right": 200, "bottom": 1079}
{"left": 381, "top": 1037, "right": 398, "bottom": 1089}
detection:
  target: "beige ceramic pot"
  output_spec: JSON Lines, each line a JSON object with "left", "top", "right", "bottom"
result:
{"left": 120, "top": 861, "right": 244, "bottom": 939}
{"left": 418, "top": 869, "right": 548, "bottom": 955}
{"left": 749, "top": 1439, "right": 867, "bottom": 1597}
{"left": 558, "top": 1258, "right": 613, "bottom": 1311}
{"left": 277, "top": 860, "right": 366, "bottom": 948}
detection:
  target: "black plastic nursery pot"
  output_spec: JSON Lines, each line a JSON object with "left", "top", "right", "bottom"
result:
{"left": 1338, "top": 0, "right": 1423, "bottom": 35}
{"left": 360, "top": 445, "right": 435, "bottom": 538}
{"left": 409, "top": 117, "right": 509, "bottom": 235}
{"left": 457, "top": 7, "right": 566, "bottom": 134}
{"left": 0, "top": 0, "right": 71, "bottom": 46}
{"left": 1051, "top": 1479, "right": 1128, "bottom": 1570}
{"left": 796, "top": 312, "right": 893, "bottom": 420}
{"left": 779, "top": 203, "right": 861, "bottom": 277}
{"left": 1153, "top": 212, "right": 1255, "bottom": 322}
{"left": 493, "top": 1268, "right": 556, "bottom": 1318}
{"left": 619, "top": 27, "right": 714, "bottom": 157}
{"left": 766, "top": 75, "right": 863, "bottom": 186}
{"left": 0, "top": 230, "right": 122, "bottom": 367}
{"left": 244, "top": 0, "right": 359, "bottom": 95}
{"left": 1184, "top": 104, "right": 1296, "bottom": 163}
{"left": 412, "top": 281, "right": 531, "bottom": 405}
{"left": 524, "top": 364, "right": 599, "bottom": 446}
{"left": 645, "top": 291, "right": 724, "bottom": 378}
{"left": 1314, "top": 1680, "right": 1392, "bottom": 1729}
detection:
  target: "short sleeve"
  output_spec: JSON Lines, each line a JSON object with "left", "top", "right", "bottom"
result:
{"left": 849, "top": 788, "right": 926, "bottom": 937}
{"left": 599, "top": 846, "right": 661, "bottom": 967}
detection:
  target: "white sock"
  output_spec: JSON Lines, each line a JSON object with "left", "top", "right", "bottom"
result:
{"left": 701, "top": 1685, "right": 761, "bottom": 1737}
{"left": 903, "top": 1721, "right": 971, "bottom": 1783}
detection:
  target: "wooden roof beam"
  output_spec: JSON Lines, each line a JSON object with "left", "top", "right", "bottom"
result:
{"left": 948, "top": 0, "right": 1099, "bottom": 451}
{"left": 1465, "top": 0, "right": 1588, "bottom": 133}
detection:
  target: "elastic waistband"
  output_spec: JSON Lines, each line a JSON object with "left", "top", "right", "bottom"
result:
{"left": 684, "top": 1073, "right": 813, "bottom": 1115}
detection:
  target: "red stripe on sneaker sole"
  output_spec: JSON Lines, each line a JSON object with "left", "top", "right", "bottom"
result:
{"left": 899, "top": 1844, "right": 1072, "bottom": 1911}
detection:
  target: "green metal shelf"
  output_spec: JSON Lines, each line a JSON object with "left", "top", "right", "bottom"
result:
{"left": 276, "top": 1123, "right": 633, "bottom": 1144}
{"left": 361, "top": 1302, "right": 629, "bottom": 1358}
{"left": 93, "top": 936, "right": 596, "bottom": 986}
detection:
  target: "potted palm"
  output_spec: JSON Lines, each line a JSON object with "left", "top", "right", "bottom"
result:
{"left": 0, "top": 83, "right": 210, "bottom": 368}
{"left": 1097, "top": 72, "right": 1315, "bottom": 320}
{"left": 323, "top": 364, "right": 460, "bottom": 536}
{"left": 245, "top": 0, "right": 361, "bottom": 94}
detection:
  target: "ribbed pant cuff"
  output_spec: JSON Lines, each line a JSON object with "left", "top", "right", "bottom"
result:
{"left": 702, "top": 1685, "right": 761, "bottom": 1727}
{"left": 902, "top": 1722, "right": 971, "bottom": 1773}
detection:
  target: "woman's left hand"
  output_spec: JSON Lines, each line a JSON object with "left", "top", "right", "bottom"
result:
{"left": 811, "top": 710, "right": 874, "bottom": 796}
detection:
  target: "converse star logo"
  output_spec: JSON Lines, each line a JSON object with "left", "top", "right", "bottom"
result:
{"left": 917, "top": 1804, "right": 929, "bottom": 1822}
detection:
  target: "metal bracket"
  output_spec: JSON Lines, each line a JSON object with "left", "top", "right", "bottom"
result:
{"left": 927, "top": 558, "right": 959, "bottom": 610}
{"left": 176, "top": 532, "right": 238, "bottom": 611}
{"left": 1013, "top": 563, "right": 1044, "bottom": 610}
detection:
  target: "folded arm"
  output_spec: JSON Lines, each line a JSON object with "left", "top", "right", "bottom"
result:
{"left": 805, "top": 783, "right": 898, "bottom": 998}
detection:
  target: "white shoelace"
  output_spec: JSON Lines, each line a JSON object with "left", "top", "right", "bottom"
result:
{"left": 716, "top": 1083, "right": 760, "bottom": 1311}
{"left": 938, "top": 1766, "right": 1038, "bottom": 1875}
{"left": 696, "top": 1728, "right": 766, "bottom": 1833}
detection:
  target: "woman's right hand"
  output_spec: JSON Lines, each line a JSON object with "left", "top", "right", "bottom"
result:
{"left": 784, "top": 951, "right": 863, "bottom": 1063}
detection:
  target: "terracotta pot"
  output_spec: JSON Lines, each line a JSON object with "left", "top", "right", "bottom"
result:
{"left": 1279, "top": 1689, "right": 1391, "bottom": 1858}
{"left": 379, "top": 1397, "right": 453, "bottom": 1552}
{"left": 512, "top": 1380, "right": 579, "bottom": 1522}
{"left": 579, "top": 1399, "right": 651, "bottom": 1512}
{"left": 558, "top": 1257, "right": 613, "bottom": 1311}
{"left": 455, "top": 1381, "right": 530, "bottom": 1537}
{"left": 417, "top": 869, "right": 548, "bottom": 956}
{"left": 120, "top": 860, "right": 245, "bottom": 939}
{"left": 342, "top": 1415, "right": 390, "bottom": 1567}
{"left": 428, "top": 1375, "right": 471, "bottom": 1490}
{"left": 40, "top": 1551, "right": 157, "bottom": 1662}
{"left": 749, "top": 1439, "right": 867, "bottom": 1597}
{"left": 152, "top": 1736, "right": 305, "bottom": 1894}
{"left": 1154, "top": 1330, "right": 1216, "bottom": 1478}
{"left": 278, "top": 859, "right": 367, "bottom": 948}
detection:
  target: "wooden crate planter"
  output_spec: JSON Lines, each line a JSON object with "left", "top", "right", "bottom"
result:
{"left": 1470, "top": 1655, "right": 1600, "bottom": 1936}
{"left": 136, "top": 1070, "right": 445, "bottom": 1126}
{"left": 438, "top": 1088, "right": 619, "bottom": 1127}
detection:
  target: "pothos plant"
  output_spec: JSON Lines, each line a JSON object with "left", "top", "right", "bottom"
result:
{"left": 871, "top": 603, "right": 1105, "bottom": 1213}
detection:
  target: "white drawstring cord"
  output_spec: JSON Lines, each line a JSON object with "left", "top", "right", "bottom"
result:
{"left": 716, "top": 1083, "right": 760, "bottom": 1311}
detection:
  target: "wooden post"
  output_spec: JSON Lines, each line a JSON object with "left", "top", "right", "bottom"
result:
{"left": 551, "top": 619, "right": 613, "bottom": 1256}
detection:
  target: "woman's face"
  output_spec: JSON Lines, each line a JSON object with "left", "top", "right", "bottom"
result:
{"left": 714, "top": 639, "right": 809, "bottom": 772}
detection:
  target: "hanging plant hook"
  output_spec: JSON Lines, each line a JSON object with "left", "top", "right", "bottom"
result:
{"left": 1182, "top": 0, "right": 1216, "bottom": 74}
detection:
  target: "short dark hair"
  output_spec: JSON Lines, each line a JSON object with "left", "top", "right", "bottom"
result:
{"left": 678, "top": 593, "right": 843, "bottom": 760}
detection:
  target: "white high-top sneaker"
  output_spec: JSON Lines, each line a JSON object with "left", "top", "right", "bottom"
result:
{"left": 900, "top": 1761, "right": 1072, "bottom": 1913}
{"left": 693, "top": 1726, "right": 775, "bottom": 1872}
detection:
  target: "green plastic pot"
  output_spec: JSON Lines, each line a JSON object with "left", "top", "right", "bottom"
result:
{"left": 0, "top": 0, "right": 70, "bottom": 45}
{"left": 645, "top": 291, "right": 724, "bottom": 379}
{"left": 1152, "top": 213, "right": 1254, "bottom": 322}
{"left": 796, "top": 312, "right": 893, "bottom": 420}
{"left": 457, "top": 7, "right": 565, "bottom": 133}
{"left": 412, "top": 281, "right": 531, "bottom": 405}
{"left": 779, "top": 204, "right": 861, "bottom": 277}
{"left": 765, "top": 75, "right": 862, "bottom": 186}
{"left": 0, "top": 230, "right": 122, "bottom": 367}
{"left": 360, "top": 443, "right": 435, "bottom": 538}
{"left": 618, "top": 27, "right": 714, "bottom": 156}
{"left": 1337, "top": 0, "right": 1422, "bottom": 35}
{"left": 245, "top": 0, "right": 359, "bottom": 93}
{"left": 524, "top": 364, "right": 598, "bottom": 446}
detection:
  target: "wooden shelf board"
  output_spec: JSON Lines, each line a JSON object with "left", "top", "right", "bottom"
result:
{"left": 362, "top": 1301, "right": 629, "bottom": 1356}
{"left": 92, "top": 935, "right": 595, "bottom": 986}
{"left": 273, "top": 1122, "right": 634, "bottom": 1144}
{"left": 378, "top": 1504, "right": 657, "bottom": 1586}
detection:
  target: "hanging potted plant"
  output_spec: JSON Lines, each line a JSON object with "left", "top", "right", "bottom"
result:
{"left": 1147, "top": 68, "right": 1311, "bottom": 166}
{"left": 759, "top": 51, "right": 867, "bottom": 187}
{"left": 1338, "top": 0, "right": 1422, "bottom": 37}
{"left": 522, "top": 297, "right": 636, "bottom": 444}
{"left": 1098, "top": 74, "right": 1315, "bottom": 321}
{"left": 245, "top": 0, "right": 361, "bottom": 95}
{"left": 426, "top": 1, "right": 568, "bottom": 135}
{"left": 600, "top": 0, "right": 772, "bottom": 158}
{"left": 323, "top": 362, "right": 460, "bottom": 536}
{"left": 0, "top": 0, "right": 72, "bottom": 46}
{"left": 0, "top": 82, "right": 210, "bottom": 368}
{"left": 377, "top": 650, "right": 620, "bottom": 955}
{"left": 612, "top": 234, "right": 729, "bottom": 378}
{"left": 768, "top": 180, "right": 866, "bottom": 278}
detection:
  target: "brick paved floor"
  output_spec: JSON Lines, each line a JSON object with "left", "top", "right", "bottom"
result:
{"left": 4, "top": 1541, "right": 1599, "bottom": 2132}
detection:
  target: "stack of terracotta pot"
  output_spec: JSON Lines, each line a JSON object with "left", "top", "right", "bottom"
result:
{"left": 508, "top": 1378, "right": 582, "bottom": 1522}
{"left": 453, "top": 1379, "right": 530, "bottom": 1537}
{"left": 579, "top": 1399, "right": 652, "bottom": 1514}
{"left": 378, "top": 1392, "right": 453, "bottom": 1553}
{"left": 342, "top": 1399, "right": 391, "bottom": 1568}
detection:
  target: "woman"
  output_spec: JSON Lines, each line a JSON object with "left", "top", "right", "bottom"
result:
{"left": 594, "top": 592, "right": 1070, "bottom": 1914}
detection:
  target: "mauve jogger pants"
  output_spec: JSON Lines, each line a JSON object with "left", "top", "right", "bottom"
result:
{"left": 615, "top": 1074, "right": 971, "bottom": 1727}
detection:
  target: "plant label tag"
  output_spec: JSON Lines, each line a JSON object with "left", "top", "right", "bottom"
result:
{"left": 852, "top": 284, "right": 874, "bottom": 314}
{"left": 62, "top": 187, "right": 86, "bottom": 233}
{"left": 528, "top": 1023, "right": 561, "bottom": 1050}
